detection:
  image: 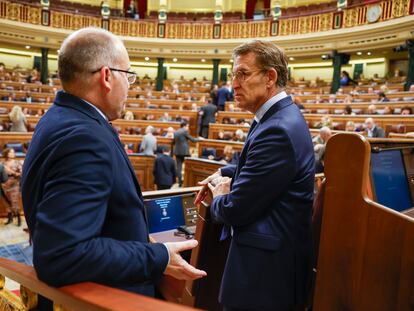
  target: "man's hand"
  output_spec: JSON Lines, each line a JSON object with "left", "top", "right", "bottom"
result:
{"left": 164, "top": 240, "right": 207, "bottom": 280}
{"left": 194, "top": 170, "right": 222, "bottom": 205}
{"left": 208, "top": 177, "right": 231, "bottom": 198}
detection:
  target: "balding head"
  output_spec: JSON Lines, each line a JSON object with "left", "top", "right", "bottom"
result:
{"left": 319, "top": 126, "right": 332, "bottom": 142}
{"left": 365, "top": 117, "right": 375, "bottom": 130}
{"left": 58, "top": 27, "right": 125, "bottom": 88}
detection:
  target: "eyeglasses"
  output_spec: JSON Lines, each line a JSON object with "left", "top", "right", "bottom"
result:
{"left": 228, "top": 69, "right": 265, "bottom": 82}
{"left": 92, "top": 67, "right": 137, "bottom": 85}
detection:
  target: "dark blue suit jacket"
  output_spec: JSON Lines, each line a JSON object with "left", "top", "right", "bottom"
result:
{"left": 153, "top": 153, "right": 176, "bottom": 187}
{"left": 211, "top": 96, "right": 315, "bottom": 310}
{"left": 22, "top": 91, "right": 168, "bottom": 298}
{"left": 216, "top": 87, "right": 231, "bottom": 109}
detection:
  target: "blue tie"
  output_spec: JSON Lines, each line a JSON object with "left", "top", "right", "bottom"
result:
{"left": 247, "top": 119, "right": 258, "bottom": 139}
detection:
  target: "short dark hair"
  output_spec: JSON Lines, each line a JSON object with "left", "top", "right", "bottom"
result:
{"left": 180, "top": 121, "right": 188, "bottom": 128}
{"left": 232, "top": 40, "right": 288, "bottom": 88}
{"left": 402, "top": 106, "right": 412, "bottom": 114}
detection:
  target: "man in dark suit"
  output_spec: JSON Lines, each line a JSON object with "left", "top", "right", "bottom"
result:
{"left": 365, "top": 117, "right": 385, "bottom": 138}
{"left": 173, "top": 121, "right": 199, "bottom": 186}
{"left": 195, "top": 40, "right": 315, "bottom": 311}
{"left": 21, "top": 27, "right": 205, "bottom": 310}
{"left": 199, "top": 99, "right": 217, "bottom": 138}
{"left": 216, "top": 82, "right": 232, "bottom": 111}
{"left": 153, "top": 145, "right": 177, "bottom": 190}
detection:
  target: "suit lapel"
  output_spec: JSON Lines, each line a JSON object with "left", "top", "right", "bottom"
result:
{"left": 105, "top": 122, "right": 143, "bottom": 197}
{"left": 231, "top": 96, "right": 293, "bottom": 184}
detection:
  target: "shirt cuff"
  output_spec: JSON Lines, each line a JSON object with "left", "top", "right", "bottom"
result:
{"left": 162, "top": 243, "right": 170, "bottom": 267}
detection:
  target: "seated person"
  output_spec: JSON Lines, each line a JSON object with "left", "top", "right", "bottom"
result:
{"left": 364, "top": 117, "right": 385, "bottom": 138}
{"left": 401, "top": 106, "right": 412, "bottom": 115}
{"left": 378, "top": 92, "right": 390, "bottom": 102}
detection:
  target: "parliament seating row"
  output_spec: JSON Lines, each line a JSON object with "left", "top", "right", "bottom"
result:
{"left": 0, "top": 82, "right": 210, "bottom": 100}
{"left": 209, "top": 114, "right": 414, "bottom": 138}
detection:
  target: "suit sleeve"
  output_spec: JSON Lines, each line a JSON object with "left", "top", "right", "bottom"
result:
{"left": 220, "top": 164, "right": 236, "bottom": 177}
{"left": 32, "top": 131, "right": 168, "bottom": 287}
{"left": 211, "top": 126, "right": 296, "bottom": 226}
{"left": 185, "top": 131, "right": 199, "bottom": 143}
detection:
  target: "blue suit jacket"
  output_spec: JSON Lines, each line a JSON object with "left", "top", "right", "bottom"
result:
{"left": 153, "top": 153, "right": 176, "bottom": 187}
{"left": 216, "top": 87, "right": 231, "bottom": 109}
{"left": 22, "top": 91, "right": 168, "bottom": 297}
{"left": 211, "top": 96, "right": 315, "bottom": 310}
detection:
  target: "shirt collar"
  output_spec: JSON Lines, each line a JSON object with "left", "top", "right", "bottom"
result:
{"left": 81, "top": 98, "right": 108, "bottom": 122}
{"left": 254, "top": 91, "right": 288, "bottom": 123}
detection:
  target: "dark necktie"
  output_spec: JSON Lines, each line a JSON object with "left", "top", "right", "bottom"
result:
{"left": 246, "top": 119, "right": 258, "bottom": 139}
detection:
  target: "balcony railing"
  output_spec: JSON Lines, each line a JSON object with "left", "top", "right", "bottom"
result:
{"left": 0, "top": 0, "right": 412, "bottom": 39}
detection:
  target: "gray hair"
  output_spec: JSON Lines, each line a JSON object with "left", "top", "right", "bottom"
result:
{"left": 233, "top": 40, "right": 288, "bottom": 88}
{"left": 320, "top": 126, "right": 332, "bottom": 135}
{"left": 58, "top": 27, "right": 123, "bottom": 84}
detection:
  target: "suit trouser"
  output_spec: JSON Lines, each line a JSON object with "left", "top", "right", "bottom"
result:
{"left": 201, "top": 125, "right": 209, "bottom": 138}
{"left": 175, "top": 155, "right": 185, "bottom": 186}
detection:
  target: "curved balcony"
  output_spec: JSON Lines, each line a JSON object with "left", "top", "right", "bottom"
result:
{"left": 0, "top": 0, "right": 413, "bottom": 58}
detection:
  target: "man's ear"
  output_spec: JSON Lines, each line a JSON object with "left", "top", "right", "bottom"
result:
{"left": 99, "top": 67, "right": 112, "bottom": 93}
{"left": 267, "top": 68, "right": 277, "bottom": 88}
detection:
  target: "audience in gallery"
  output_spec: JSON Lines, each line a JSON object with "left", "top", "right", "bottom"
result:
{"left": 153, "top": 145, "right": 177, "bottom": 190}
{"left": 140, "top": 125, "right": 157, "bottom": 155}
{"left": 378, "top": 92, "right": 390, "bottom": 102}
{"left": 123, "top": 110, "right": 135, "bottom": 120}
{"left": 345, "top": 121, "right": 356, "bottom": 132}
{"left": 365, "top": 117, "right": 385, "bottom": 138}
{"left": 367, "top": 104, "right": 378, "bottom": 115}
{"left": 314, "top": 115, "right": 333, "bottom": 129}
{"left": 2, "top": 148, "right": 23, "bottom": 226}
{"left": 9, "top": 105, "right": 27, "bottom": 132}
{"left": 163, "top": 126, "right": 175, "bottom": 138}
{"left": 401, "top": 106, "right": 412, "bottom": 115}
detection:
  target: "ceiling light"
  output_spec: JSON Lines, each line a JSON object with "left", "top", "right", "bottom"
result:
{"left": 144, "top": 57, "right": 150, "bottom": 61}
{"left": 356, "top": 51, "right": 362, "bottom": 55}
{"left": 201, "top": 59, "right": 206, "bottom": 62}
{"left": 173, "top": 58, "right": 178, "bottom": 62}
{"left": 25, "top": 45, "right": 30, "bottom": 49}
{"left": 367, "top": 52, "right": 371, "bottom": 55}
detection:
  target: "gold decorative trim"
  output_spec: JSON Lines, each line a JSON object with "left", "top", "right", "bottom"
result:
{"left": 20, "top": 285, "right": 38, "bottom": 309}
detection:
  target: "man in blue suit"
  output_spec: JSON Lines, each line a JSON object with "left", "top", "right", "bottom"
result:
{"left": 196, "top": 40, "right": 315, "bottom": 310}
{"left": 21, "top": 27, "right": 205, "bottom": 310}
{"left": 216, "top": 82, "right": 232, "bottom": 111}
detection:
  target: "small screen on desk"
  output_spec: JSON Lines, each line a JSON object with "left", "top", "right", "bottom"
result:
{"left": 144, "top": 195, "right": 186, "bottom": 233}
{"left": 371, "top": 149, "right": 413, "bottom": 212}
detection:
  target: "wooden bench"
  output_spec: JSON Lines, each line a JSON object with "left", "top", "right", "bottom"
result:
{"left": 0, "top": 256, "right": 197, "bottom": 311}
{"left": 313, "top": 133, "right": 414, "bottom": 309}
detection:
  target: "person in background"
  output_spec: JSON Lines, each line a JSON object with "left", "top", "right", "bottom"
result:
{"left": 199, "top": 99, "right": 217, "bottom": 138}
{"left": 401, "top": 106, "right": 412, "bottom": 115}
{"left": 9, "top": 105, "right": 27, "bottom": 132}
{"left": 345, "top": 121, "right": 356, "bottom": 132}
{"left": 2, "top": 148, "right": 22, "bottom": 226}
{"left": 153, "top": 145, "right": 176, "bottom": 190}
{"left": 217, "top": 81, "right": 232, "bottom": 111}
{"left": 140, "top": 125, "right": 157, "bottom": 155}
{"left": 365, "top": 117, "right": 385, "bottom": 138}
{"left": 340, "top": 70, "right": 353, "bottom": 86}
{"left": 367, "top": 104, "right": 378, "bottom": 114}
{"left": 378, "top": 92, "right": 390, "bottom": 102}
{"left": 123, "top": 110, "right": 134, "bottom": 120}
{"left": 174, "top": 121, "right": 200, "bottom": 187}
